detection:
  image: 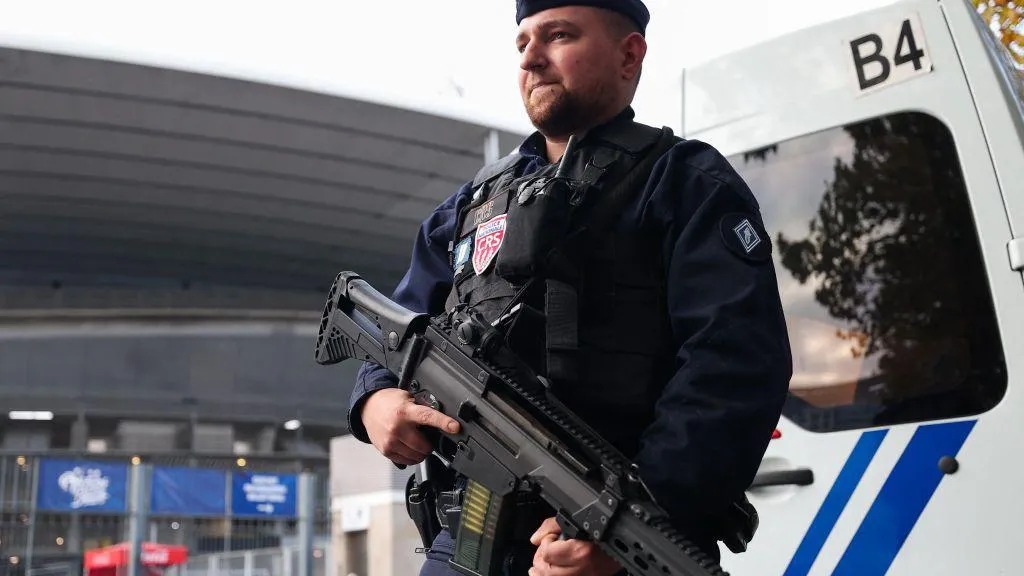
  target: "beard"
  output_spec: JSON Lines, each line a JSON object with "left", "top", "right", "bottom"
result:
{"left": 524, "top": 82, "right": 609, "bottom": 137}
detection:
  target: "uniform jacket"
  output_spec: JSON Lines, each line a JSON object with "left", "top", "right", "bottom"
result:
{"left": 348, "top": 107, "right": 793, "bottom": 544}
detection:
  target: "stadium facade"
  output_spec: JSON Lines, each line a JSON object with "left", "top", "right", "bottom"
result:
{"left": 0, "top": 45, "right": 524, "bottom": 575}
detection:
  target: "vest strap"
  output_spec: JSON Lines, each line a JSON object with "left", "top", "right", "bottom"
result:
{"left": 472, "top": 151, "right": 523, "bottom": 189}
{"left": 545, "top": 279, "right": 579, "bottom": 384}
{"left": 593, "top": 121, "right": 665, "bottom": 154}
{"left": 544, "top": 126, "right": 680, "bottom": 386}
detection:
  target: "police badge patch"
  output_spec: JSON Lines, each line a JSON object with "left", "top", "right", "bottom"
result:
{"left": 720, "top": 213, "right": 771, "bottom": 262}
{"left": 472, "top": 200, "right": 496, "bottom": 226}
{"left": 733, "top": 219, "right": 761, "bottom": 253}
{"left": 472, "top": 214, "right": 506, "bottom": 275}
{"left": 453, "top": 234, "right": 474, "bottom": 271}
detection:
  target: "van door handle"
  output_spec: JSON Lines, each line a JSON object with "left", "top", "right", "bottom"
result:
{"left": 749, "top": 468, "right": 814, "bottom": 488}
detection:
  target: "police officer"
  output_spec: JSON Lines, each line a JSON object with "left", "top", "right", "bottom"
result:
{"left": 347, "top": 1, "right": 792, "bottom": 575}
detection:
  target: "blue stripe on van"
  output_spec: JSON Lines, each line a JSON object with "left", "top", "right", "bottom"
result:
{"left": 831, "top": 420, "right": 976, "bottom": 575}
{"left": 782, "top": 429, "right": 888, "bottom": 576}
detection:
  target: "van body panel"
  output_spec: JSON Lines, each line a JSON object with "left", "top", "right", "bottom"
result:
{"left": 683, "top": 1, "right": 1024, "bottom": 573}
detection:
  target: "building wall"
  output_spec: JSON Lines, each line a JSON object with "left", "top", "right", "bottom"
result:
{"left": 0, "top": 319, "right": 357, "bottom": 429}
{"left": 329, "top": 436, "right": 422, "bottom": 576}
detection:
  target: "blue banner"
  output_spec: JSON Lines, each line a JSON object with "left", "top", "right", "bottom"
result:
{"left": 151, "top": 466, "right": 226, "bottom": 516}
{"left": 231, "top": 472, "right": 296, "bottom": 517}
{"left": 37, "top": 458, "right": 128, "bottom": 513}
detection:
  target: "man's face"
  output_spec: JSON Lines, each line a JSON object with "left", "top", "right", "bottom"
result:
{"left": 515, "top": 7, "right": 623, "bottom": 137}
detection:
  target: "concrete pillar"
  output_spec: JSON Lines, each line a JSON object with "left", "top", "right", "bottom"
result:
{"left": 484, "top": 130, "right": 501, "bottom": 164}
{"left": 298, "top": 473, "right": 315, "bottom": 576}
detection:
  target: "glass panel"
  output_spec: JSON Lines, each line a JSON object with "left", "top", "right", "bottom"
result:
{"left": 729, "top": 112, "right": 1007, "bottom": 432}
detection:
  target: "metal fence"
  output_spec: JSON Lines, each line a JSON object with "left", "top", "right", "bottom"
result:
{"left": 173, "top": 544, "right": 329, "bottom": 576}
{"left": 0, "top": 454, "right": 330, "bottom": 576}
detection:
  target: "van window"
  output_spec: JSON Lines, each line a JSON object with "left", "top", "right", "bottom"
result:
{"left": 729, "top": 112, "right": 1007, "bottom": 432}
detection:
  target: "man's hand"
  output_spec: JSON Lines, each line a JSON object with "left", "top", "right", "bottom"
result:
{"left": 362, "top": 388, "right": 461, "bottom": 466}
{"left": 529, "top": 517, "right": 622, "bottom": 576}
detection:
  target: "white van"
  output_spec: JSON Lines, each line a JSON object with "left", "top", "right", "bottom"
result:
{"left": 681, "top": 0, "right": 1024, "bottom": 574}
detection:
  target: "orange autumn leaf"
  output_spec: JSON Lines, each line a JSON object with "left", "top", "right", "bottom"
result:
{"left": 974, "top": 0, "right": 1024, "bottom": 68}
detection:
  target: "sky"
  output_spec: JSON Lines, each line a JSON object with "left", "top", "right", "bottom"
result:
{"left": 0, "top": 0, "right": 895, "bottom": 135}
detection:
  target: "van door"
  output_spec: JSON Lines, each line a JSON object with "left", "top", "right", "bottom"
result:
{"left": 723, "top": 109, "right": 1013, "bottom": 576}
{"left": 680, "top": 1, "right": 1024, "bottom": 574}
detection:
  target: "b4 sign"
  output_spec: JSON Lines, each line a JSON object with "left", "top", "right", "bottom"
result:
{"left": 849, "top": 14, "right": 933, "bottom": 94}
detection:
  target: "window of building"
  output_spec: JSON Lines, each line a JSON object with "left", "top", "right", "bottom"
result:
{"left": 728, "top": 112, "right": 1007, "bottom": 432}
{"left": 344, "top": 530, "right": 369, "bottom": 576}
{"left": 86, "top": 438, "right": 109, "bottom": 453}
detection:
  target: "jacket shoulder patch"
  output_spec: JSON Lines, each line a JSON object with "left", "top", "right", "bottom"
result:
{"left": 720, "top": 213, "right": 772, "bottom": 262}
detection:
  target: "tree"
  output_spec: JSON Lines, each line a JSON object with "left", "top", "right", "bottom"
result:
{"left": 974, "top": 0, "right": 1024, "bottom": 69}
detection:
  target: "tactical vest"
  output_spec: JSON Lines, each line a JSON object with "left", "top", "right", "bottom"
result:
{"left": 444, "top": 119, "right": 680, "bottom": 457}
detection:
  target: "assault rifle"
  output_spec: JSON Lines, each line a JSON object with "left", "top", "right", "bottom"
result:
{"left": 315, "top": 271, "right": 727, "bottom": 576}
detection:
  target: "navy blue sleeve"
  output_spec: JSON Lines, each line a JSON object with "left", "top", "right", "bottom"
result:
{"left": 633, "top": 140, "right": 793, "bottom": 536}
{"left": 346, "top": 184, "right": 471, "bottom": 443}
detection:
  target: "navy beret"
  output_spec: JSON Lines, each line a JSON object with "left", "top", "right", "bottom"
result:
{"left": 516, "top": 0, "right": 650, "bottom": 33}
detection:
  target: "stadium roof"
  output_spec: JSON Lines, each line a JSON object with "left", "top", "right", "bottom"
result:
{"left": 0, "top": 45, "right": 527, "bottom": 302}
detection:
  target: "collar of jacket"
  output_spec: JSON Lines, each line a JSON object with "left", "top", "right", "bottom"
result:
{"left": 517, "top": 106, "right": 638, "bottom": 163}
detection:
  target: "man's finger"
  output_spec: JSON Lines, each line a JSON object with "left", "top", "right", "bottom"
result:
{"left": 532, "top": 542, "right": 578, "bottom": 576}
{"left": 533, "top": 565, "right": 576, "bottom": 576}
{"left": 551, "top": 566, "right": 579, "bottom": 576}
{"left": 383, "top": 440, "right": 426, "bottom": 466}
{"left": 533, "top": 534, "right": 559, "bottom": 574}
{"left": 406, "top": 404, "right": 461, "bottom": 434}
{"left": 538, "top": 539, "right": 584, "bottom": 567}
{"left": 530, "top": 516, "right": 562, "bottom": 545}
{"left": 540, "top": 539, "right": 621, "bottom": 576}
{"left": 398, "top": 428, "right": 434, "bottom": 456}
{"left": 388, "top": 450, "right": 421, "bottom": 467}
{"left": 398, "top": 435, "right": 433, "bottom": 459}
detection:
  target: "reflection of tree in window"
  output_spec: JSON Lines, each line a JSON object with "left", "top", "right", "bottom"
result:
{"left": 743, "top": 144, "right": 778, "bottom": 164}
{"left": 775, "top": 113, "right": 1005, "bottom": 426}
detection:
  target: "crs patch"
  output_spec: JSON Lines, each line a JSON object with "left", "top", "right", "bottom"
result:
{"left": 472, "top": 214, "right": 506, "bottom": 275}
{"left": 720, "top": 213, "right": 771, "bottom": 262}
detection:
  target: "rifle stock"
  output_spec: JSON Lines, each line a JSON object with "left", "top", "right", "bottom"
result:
{"left": 314, "top": 272, "right": 427, "bottom": 370}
